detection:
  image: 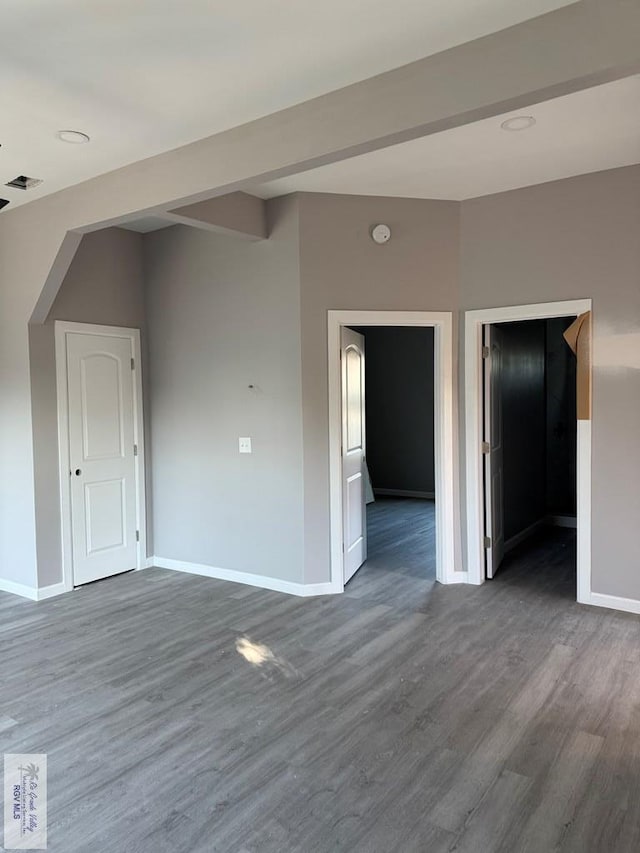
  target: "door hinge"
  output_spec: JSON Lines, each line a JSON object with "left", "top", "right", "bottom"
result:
{"left": 484, "top": 536, "right": 491, "bottom": 549}
{"left": 133, "top": 444, "right": 138, "bottom": 456}
{"left": 482, "top": 346, "right": 490, "bottom": 358}
{"left": 131, "top": 357, "right": 135, "bottom": 370}
{"left": 136, "top": 530, "right": 140, "bottom": 542}
{"left": 482, "top": 441, "right": 490, "bottom": 454}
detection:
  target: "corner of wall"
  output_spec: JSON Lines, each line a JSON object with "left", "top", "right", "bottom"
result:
{"left": 29, "top": 224, "right": 150, "bottom": 591}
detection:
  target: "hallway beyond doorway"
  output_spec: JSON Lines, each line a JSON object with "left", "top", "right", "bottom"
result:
{"left": 361, "top": 496, "right": 435, "bottom": 581}
{"left": 492, "top": 526, "right": 576, "bottom": 602}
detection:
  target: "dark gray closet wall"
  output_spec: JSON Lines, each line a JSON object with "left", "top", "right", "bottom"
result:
{"left": 546, "top": 317, "right": 577, "bottom": 516}
{"left": 497, "top": 317, "right": 576, "bottom": 543}
{"left": 498, "top": 320, "right": 547, "bottom": 541}
{"left": 352, "top": 326, "right": 434, "bottom": 495}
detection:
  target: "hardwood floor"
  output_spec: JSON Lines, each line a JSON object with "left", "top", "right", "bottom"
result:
{"left": 2, "top": 527, "right": 640, "bottom": 852}
{"left": 361, "top": 496, "right": 436, "bottom": 580}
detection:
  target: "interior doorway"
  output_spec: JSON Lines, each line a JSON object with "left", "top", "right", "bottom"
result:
{"left": 328, "top": 310, "right": 456, "bottom": 591}
{"left": 483, "top": 316, "right": 577, "bottom": 584}
{"left": 55, "top": 321, "right": 147, "bottom": 590}
{"left": 349, "top": 325, "right": 436, "bottom": 583}
{"left": 464, "top": 300, "right": 592, "bottom": 602}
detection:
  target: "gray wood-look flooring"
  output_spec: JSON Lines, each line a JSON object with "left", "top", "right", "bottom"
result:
{"left": 2, "top": 522, "right": 640, "bottom": 852}
{"left": 364, "top": 496, "right": 436, "bottom": 580}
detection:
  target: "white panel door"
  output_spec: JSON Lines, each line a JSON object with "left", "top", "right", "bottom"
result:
{"left": 483, "top": 325, "right": 505, "bottom": 578}
{"left": 66, "top": 332, "right": 138, "bottom": 585}
{"left": 341, "top": 327, "right": 367, "bottom": 583}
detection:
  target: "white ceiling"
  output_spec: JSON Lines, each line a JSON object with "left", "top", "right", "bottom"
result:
{"left": 0, "top": 0, "right": 575, "bottom": 210}
{"left": 252, "top": 76, "right": 640, "bottom": 202}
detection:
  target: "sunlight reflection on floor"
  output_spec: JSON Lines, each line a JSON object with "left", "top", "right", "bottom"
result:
{"left": 235, "top": 635, "right": 301, "bottom": 680}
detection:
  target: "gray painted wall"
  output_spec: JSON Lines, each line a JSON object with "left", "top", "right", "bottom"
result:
{"left": 353, "top": 326, "right": 435, "bottom": 495}
{"left": 0, "top": 1, "right": 635, "bottom": 592}
{"left": 143, "top": 196, "right": 305, "bottom": 582}
{"left": 19, "top": 163, "right": 640, "bottom": 603}
{"left": 460, "top": 165, "right": 640, "bottom": 599}
{"left": 298, "top": 192, "right": 460, "bottom": 583}
{"left": 29, "top": 227, "right": 148, "bottom": 587}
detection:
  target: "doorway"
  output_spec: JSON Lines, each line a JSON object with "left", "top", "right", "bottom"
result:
{"left": 483, "top": 316, "right": 577, "bottom": 584}
{"left": 350, "top": 325, "right": 436, "bottom": 582}
{"left": 55, "top": 321, "right": 147, "bottom": 590}
{"left": 464, "top": 300, "right": 592, "bottom": 602}
{"left": 328, "top": 310, "right": 456, "bottom": 591}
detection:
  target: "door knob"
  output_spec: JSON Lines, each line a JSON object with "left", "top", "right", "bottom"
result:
{"left": 75, "top": 468, "right": 82, "bottom": 476}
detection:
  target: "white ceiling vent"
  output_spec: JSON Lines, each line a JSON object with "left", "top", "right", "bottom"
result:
{"left": 5, "top": 175, "right": 43, "bottom": 190}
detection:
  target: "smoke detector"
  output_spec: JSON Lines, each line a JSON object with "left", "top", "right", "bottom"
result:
{"left": 371, "top": 223, "right": 391, "bottom": 244}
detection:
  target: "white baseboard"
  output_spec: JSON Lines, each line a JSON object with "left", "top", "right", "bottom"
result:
{"left": 0, "top": 578, "right": 38, "bottom": 600}
{"left": 138, "top": 557, "right": 154, "bottom": 570}
{"left": 440, "top": 571, "right": 469, "bottom": 585}
{"left": 36, "top": 582, "right": 68, "bottom": 601}
{"left": 1, "top": 561, "right": 340, "bottom": 602}
{"left": 0, "top": 580, "right": 73, "bottom": 602}
{"left": 504, "top": 519, "right": 545, "bottom": 553}
{"left": 295, "top": 582, "right": 341, "bottom": 596}
{"left": 547, "top": 514, "right": 577, "bottom": 529}
{"left": 580, "top": 591, "right": 640, "bottom": 616}
{"left": 374, "top": 489, "right": 435, "bottom": 499}
{"left": 152, "top": 556, "right": 341, "bottom": 597}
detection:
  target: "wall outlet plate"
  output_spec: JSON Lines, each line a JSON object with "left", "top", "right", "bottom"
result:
{"left": 239, "top": 437, "right": 252, "bottom": 454}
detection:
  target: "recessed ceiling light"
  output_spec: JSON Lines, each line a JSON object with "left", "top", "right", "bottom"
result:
{"left": 500, "top": 116, "right": 536, "bottom": 132}
{"left": 57, "top": 130, "right": 90, "bottom": 144}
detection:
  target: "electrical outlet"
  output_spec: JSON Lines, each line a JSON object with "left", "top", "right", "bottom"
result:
{"left": 239, "top": 437, "right": 252, "bottom": 454}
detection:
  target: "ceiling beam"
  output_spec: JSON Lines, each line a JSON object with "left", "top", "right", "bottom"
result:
{"left": 162, "top": 192, "right": 267, "bottom": 240}
{"left": 5, "top": 0, "right": 640, "bottom": 242}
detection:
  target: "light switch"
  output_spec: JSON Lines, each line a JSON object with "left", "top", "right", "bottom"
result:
{"left": 239, "top": 436, "right": 252, "bottom": 454}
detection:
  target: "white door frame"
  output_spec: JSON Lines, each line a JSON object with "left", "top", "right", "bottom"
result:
{"left": 328, "top": 310, "right": 457, "bottom": 589}
{"left": 464, "top": 299, "right": 592, "bottom": 602}
{"left": 55, "top": 321, "right": 147, "bottom": 591}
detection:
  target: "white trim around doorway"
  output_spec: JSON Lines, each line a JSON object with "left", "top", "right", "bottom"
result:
{"left": 328, "top": 310, "right": 458, "bottom": 590}
{"left": 54, "top": 321, "right": 147, "bottom": 593}
{"left": 463, "top": 300, "right": 592, "bottom": 603}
